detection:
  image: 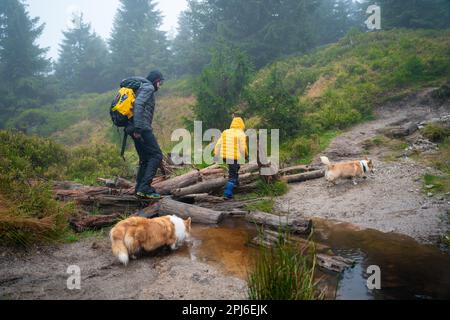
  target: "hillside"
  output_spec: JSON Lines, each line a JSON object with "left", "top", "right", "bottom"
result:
{"left": 8, "top": 77, "right": 195, "bottom": 152}
{"left": 244, "top": 29, "right": 450, "bottom": 164}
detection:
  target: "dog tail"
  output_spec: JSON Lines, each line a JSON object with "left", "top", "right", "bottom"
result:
{"left": 110, "top": 227, "right": 129, "bottom": 266}
{"left": 320, "top": 156, "right": 331, "bottom": 166}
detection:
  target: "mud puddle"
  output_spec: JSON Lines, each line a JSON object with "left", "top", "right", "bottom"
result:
{"left": 188, "top": 217, "right": 450, "bottom": 300}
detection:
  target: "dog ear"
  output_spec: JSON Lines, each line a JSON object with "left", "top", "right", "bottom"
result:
{"left": 186, "top": 217, "right": 192, "bottom": 229}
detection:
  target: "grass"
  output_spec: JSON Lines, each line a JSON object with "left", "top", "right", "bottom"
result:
{"left": 423, "top": 174, "right": 450, "bottom": 195}
{"left": 63, "top": 228, "right": 109, "bottom": 243}
{"left": 421, "top": 123, "right": 450, "bottom": 143}
{"left": 363, "top": 134, "right": 408, "bottom": 162}
{"left": 280, "top": 130, "right": 339, "bottom": 166}
{"left": 247, "top": 227, "right": 323, "bottom": 300}
{"left": 420, "top": 138, "right": 450, "bottom": 197}
{"left": 245, "top": 199, "right": 275, "bottom": 213}
{"left": 249, "top": 29, "right": 450, "bottom": 165}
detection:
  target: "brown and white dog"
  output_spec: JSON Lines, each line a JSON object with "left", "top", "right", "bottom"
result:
{"left": 320, "top": 156, "right": 374, "bottom": 185}
{"left": 110, "top": 215, "right": 191, "bottom": 265}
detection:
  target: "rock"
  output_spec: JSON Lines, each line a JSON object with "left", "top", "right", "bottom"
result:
{"left": 425, "top": 185, "right": 435, "bottom": 190}
{"left": 427, "top": 193, "right": 434, "bottom": 197}
{"left": 381, "top": 122, "right": 419, "bottom": 138}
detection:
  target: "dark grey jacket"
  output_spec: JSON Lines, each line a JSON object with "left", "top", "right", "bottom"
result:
{"left": 121, "top": 76, "right": 156, "bottom": 133}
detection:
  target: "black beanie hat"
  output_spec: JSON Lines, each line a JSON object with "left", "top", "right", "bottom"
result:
{"left": 146, "top": 70, "right": 164, "bottom": 85}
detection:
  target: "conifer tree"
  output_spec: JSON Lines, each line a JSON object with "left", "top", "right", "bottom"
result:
{"left": 54, "top": 12, "right": 110, "bottom": 93}
{"left": 109, "top": 0, "right": 170, "bottom": 80}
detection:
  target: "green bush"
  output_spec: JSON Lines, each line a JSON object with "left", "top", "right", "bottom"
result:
{"left": 0, "top": 130, "right": 134, "bottom": 246}
{"left": 421, "top": 123, "right": 450, "bottom": 143}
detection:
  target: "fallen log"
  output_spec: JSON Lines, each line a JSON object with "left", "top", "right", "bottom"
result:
{"left": 97, "top": 177, "right": 135, "bottom": 189}
{"left": 239, "top": 162, "right": 260, "bottom": 174}
{"left": 55, "top": 187, "right": 148, "bottom": 214}
{"left": 53, "top": 181, "right": 86, "bottom": 190}
{"left": 172, "top": 177, "right": 228, "bottom": 197}
{"left": 152, "top": 170, "right": 201, "bottom": 195}
{"left": 250, "top": 229, "right": 330, "bottom": 252}
{"left": 137, "top": 197, "right": 224, "bottom": 224}
{"left": 316, "top": 254, "right": 355, "bottom": 273}
{"left": 281, "top": 170, "right": 325, "bottom": 184}
{"left": 246, "top": 211, "right": 312, "bottom": 235}
{"left": 69, "top": 214, "right": 122, "bottom": 233}
{"left": 177, "top": 193, "right": 225, "bottom": 204}
{"left": 200, "top": 168, "right": 226, "bottom": 177}
{"left": 279, "top": 165, "right": 319, "bottom": 176}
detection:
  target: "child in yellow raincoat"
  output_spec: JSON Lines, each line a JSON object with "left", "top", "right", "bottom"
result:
{"left": 214, "top": 117, "right": 248, "bottom": 199}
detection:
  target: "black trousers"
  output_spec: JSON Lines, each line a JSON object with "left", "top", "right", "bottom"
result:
{"left": 228, "top": 160, "right": 241, "bottom": 185}
{"left": 131, "top": 129, "right": 163, "bottom": 194}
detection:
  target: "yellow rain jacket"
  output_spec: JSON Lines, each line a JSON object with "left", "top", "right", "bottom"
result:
{"left": 214, "top": 117, "right": 248, "bottom": 161}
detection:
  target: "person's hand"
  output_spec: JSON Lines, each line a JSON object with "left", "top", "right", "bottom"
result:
{"left": 133, "top": 132, "right": 142, "bottom": 140}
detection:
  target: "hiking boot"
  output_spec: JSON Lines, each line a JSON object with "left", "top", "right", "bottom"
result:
{"left": 223, "top": 181, "right": 235, "bottom": 200}
{"left": 136, "top": 191, "right": 161, "bottom": 200}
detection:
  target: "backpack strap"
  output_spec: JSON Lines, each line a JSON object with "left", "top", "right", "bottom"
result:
{"left": 120, "top": 129, "right": 128, "bottom": 161}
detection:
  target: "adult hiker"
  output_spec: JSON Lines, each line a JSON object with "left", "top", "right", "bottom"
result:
{"left": 122, "top": 70, "right": 164, "bottom": 200}
{"left": 214, "top": 117, "right": 248, "bottom": 200}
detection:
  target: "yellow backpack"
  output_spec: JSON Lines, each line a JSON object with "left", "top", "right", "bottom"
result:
{"left": 110, "top": 87, "right": 136, "bottom": 126}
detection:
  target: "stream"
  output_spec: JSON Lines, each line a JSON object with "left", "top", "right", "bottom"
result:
{"left": 176, "top": 217, "right": 450, "bottom": 300}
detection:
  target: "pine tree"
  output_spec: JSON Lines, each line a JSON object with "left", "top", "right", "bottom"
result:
{"left": 193, "top": 41, "right": 253, "bottom": 130}
{"left": 0, "top": 0, "right": 52, "bottom": 127}
{"left": 109, "top": 0, "right": 170, "bottom": 81}
{"left": 54, "top": 12, "right": 110, "bottom": 93}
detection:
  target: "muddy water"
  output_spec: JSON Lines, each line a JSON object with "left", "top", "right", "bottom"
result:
{"left": 177, "top": 217, "right": 450, "bottom": 300}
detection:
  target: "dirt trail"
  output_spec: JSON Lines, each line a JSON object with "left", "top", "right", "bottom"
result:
{"left": 0, "top": 231, "right": 247, "bottom": 300}
{"left": 276, "top": 90, "right": 450, "bottom": 244}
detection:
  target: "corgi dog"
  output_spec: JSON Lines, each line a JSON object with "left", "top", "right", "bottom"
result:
{"left": 110, "top": 215, "right": 191, "bottom": 266}
{"left": 320, "top": 156, "right": 374, "bottom": 185}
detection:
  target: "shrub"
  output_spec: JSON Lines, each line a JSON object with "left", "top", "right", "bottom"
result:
{"left": 421, "top": 123, "right": 450, "bottom": 143}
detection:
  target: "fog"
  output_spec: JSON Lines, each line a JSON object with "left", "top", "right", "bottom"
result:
{"left": 26, "top": 0, "right": 187, "bottom": 60}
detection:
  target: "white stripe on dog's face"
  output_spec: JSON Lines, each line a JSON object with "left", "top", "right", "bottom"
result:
{"left": 169, "top": 215, "right": 186, "bottom": 244}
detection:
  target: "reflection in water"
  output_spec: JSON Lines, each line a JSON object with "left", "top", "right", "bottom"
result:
{"left": 177, "top": 217, "right": 450, "bottom": 300}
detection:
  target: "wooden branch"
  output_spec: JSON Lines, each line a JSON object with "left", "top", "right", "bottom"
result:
{"left": 69, "top": 214, "right": 122, "bottom": 233}
{"left": 279, "top": 165, "right": 319, "bottom": 176}
{"left": 152, "top": 170, "right": 201, "bottom": 195}
{"left": 316, "top": 254, "right": 355, "bottom": 273}
{"left": 97, "top": 177, "right": 135, "bottom": 189}
{"left": 138, "top": 197, "right": 224, "bottom": 224}
{"left": 177, "top": 194, "right": 226, "bottom": 204}
{"left": 172, "top": 177, "right": 228, "bottom": 197}
{"left": 239, "top": 162, "right": 260, "bottom": 174}
{"left": 55, "top": 187, "right": 147, "bottom": 214}
{"left": 281, "top": 170, "right": 325, "bottom": 184}
{"left": 250, "top": 229, "right": 330, "bottom": 252}
{"left": 246, "top": 211, "right": 312, "bottom": 235}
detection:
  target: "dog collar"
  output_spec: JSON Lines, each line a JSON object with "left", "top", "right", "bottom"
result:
{"left": 360, "top": 160, "right": 369, "bottom": 173}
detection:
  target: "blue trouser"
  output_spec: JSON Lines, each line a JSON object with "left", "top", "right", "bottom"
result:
{"left": 131, "top": 129, "right": 163, "bottom": 194}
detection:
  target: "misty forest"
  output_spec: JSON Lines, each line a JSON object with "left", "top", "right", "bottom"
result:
{"left": 0, "top": 0, "right": 450, "bottom": 301}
